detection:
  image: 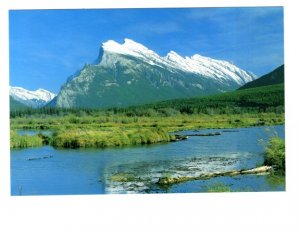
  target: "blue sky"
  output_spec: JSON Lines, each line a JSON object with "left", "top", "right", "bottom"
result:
{"left": 9, "top": 7, "right": 284, "bottom": 93}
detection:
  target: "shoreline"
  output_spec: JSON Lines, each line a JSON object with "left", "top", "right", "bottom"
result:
{"left": 10, "top": 119, "right": 285, "bottom": 149}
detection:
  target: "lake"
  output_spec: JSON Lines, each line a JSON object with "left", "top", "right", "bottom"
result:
{"left": 16, "top": 129, "right": 53, "bottom": 136}
{"left": 10, "top": 125, "right": 285, "bottom": 195}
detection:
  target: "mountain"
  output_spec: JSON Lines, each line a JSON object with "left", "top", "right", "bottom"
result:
{"left": 239, "top": 65, "right": 284, "bottom": 90}
{"left": 51, "top": 38, "right": 256, "bottom": 109}
{"left": 10, "top": 96, "right": 29, "bottom": 111}
{"left": 10, "top": 86, "right": 56, "bottom": 108}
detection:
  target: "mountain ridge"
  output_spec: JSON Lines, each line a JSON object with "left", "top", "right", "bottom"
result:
{"left": 10, "top": 86, "right": 56, "bottom": 108}
{"left": 99, "top": 38, "right": 255, "bottom": 85}
{"left": 41, "top": 39, "right": 257, "bottom": 109}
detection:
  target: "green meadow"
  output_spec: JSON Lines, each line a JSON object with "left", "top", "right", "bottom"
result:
{"left": 10, "top": 112, "right": 284, "bottom": 149}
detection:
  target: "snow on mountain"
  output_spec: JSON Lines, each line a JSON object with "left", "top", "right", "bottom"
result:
{"left": 101, "top": 38, "right": 256, "bottom": 85}
{"left": 10, "top": 86, "right": 56, "bottom": 108}
{"left": 103, "top": 39, "right": 158, "bottom": 59}
{"left": 52, "top": 38, "right": 257, "bottom": 109}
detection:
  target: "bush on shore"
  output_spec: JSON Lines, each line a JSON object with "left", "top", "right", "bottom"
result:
{"left": 10, "top": 131, "right": 44, "bottom": 148}
{"left": 264, "top": 137, "right": 285, "bottom": 173}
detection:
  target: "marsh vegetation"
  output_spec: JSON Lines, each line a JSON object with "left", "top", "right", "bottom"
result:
{"left": 10, "top": 83, "right": 285, "bottom": 194}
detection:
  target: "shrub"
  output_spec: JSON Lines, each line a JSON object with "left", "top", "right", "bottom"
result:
{"left": 10, "top": 131, "right": 44, "bottom": 148}
{"left": 264, "top": 137, "right": 285, "bottom": 173}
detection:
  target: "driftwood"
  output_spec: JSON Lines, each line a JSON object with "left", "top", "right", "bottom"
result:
{"left": 27, "top": 155, "right": 53, "bottom": 161}
{"left": 221, "top": 130, "right": 240, "bottom": 133}
{"left": 156, "top": 166, "right": 273, "bottom": 186}
{"left": 172, "top": 134, "right": 188, "bottom": 141}
{"left": 182, "top": 132, "right": 221, "bottom": 137}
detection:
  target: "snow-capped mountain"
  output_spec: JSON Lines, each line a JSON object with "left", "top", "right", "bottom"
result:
{"left": 102, "top": 39, "right": 255, "bottom": 85}
{"left": 10, "top": 86, "right": 56, "bottom": 108}
{"left": 51, "top": 38, "right": 256, "bottom": 109}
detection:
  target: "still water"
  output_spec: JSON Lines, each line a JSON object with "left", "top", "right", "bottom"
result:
{"left": 11, "top": 125, "right": 285, "bottom": 195}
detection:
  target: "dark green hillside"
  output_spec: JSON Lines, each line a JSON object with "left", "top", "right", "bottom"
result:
{"left": 10, "top": 83, "right": 284, "bottom": 118}
{"left": 10, "top": 96, "right": 29, "bottom": 111}
{"left": 239, "top": 65, "right": 284, "bottom": 90}
{"left": 119, "top": 83, "right": 284, "bottom": 115}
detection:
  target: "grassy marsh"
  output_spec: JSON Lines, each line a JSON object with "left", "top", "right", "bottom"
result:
{"left": 10, "top": 112, "right": 284, "bottom": 149}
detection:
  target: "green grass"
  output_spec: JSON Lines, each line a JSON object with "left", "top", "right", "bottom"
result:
{"left": 10, "top": 112, "right": 284, "bottom": 149}
{"left": 264, "top": 137, "right": 285, "bottom": 173}
{"left": 206, "top": 183, "right": 232, "bottom": 192}
{"left": 51, "top": 127, "right": 175, "bottom": 148}
{"left": 10, "top": 112, "right": 284, "bottom": 131}
{"left": 10, "top": 131, "right": 44, "bottom": 148}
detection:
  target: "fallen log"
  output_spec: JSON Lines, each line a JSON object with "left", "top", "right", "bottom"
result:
{"left": 240, "top": 166, "right": 273, "bottom": 174}
{"left": 27, "top": 155, "right": 53, "bottom": 161}
{"left": 173, "top": 134, "right": 188, "bottom": 141}
{"left": 156, "top": 166, "right": 273, "bottom": 186}
{"left": 185, "top": 132, "right": 221, "bottom": 137}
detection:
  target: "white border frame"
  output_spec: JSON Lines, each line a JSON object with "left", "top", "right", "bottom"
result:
{"left": 1, "top": 1, "right": 299, "bottom": 231}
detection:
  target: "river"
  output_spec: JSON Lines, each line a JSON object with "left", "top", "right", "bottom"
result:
{"left": 11, "top": 125, "right": 285, "bottom": 195}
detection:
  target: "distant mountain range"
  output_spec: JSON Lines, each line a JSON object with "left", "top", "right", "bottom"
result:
{"left": 11, "top": 39, "right": 284, "bottom": 110}
{"left": 9, "top": 87, "right": 56, "bottom": 108}
{"left": 239, "top": 65, "right": 284, "bottom": 90}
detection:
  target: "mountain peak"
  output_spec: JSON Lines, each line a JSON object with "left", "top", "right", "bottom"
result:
{"left": 102, "top": 39, "right": 157, "bottom": 58}
{"left": 123, "top": 38, "right": 147, "bottom": 50}
{"left": 165, "top": 50, "right": 184, "bottom": 62}
{"left": 191, "top": 54, "right": 206, "bottom": 61}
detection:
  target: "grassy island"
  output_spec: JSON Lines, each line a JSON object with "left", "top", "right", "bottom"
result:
{"left": 10, "top": 112, "right": 284, "bottom": 149}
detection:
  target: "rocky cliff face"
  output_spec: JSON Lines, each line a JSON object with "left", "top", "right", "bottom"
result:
{"left": 51, "top": 38, "right": 256, "bottom": 109}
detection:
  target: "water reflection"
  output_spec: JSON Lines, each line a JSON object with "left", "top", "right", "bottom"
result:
{"left": 11, "top": 125, "right": 285, "bottom": 195}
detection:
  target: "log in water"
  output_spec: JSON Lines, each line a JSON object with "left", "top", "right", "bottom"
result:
{"left": 156, "top": 166, "right": 273, "bottom": 186}
{"left": 176, "top": 132, "right": 222, "bottom": 137}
